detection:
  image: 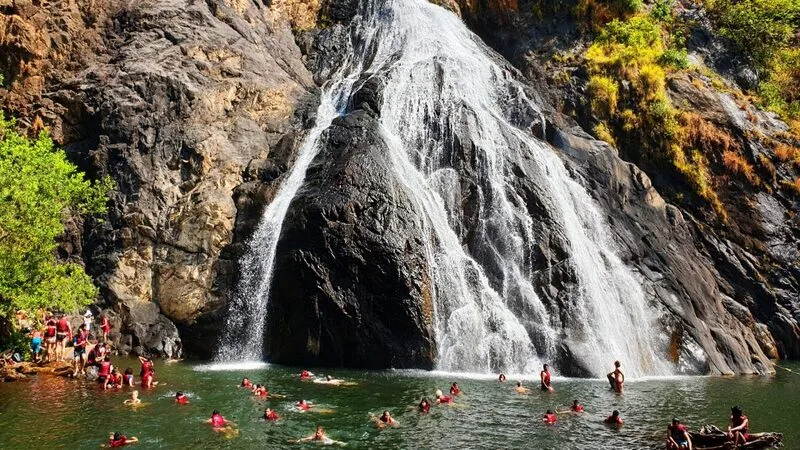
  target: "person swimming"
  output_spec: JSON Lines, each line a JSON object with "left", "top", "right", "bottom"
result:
{"left": 108, "top": 432, "right": 138, "bottom": 447}
{"left": 208, "top": 409, "right": 235, "bottom": 430}
{"left": 514, "top": 381, "right": 530, "bottom": 394}
{"left": 449, "top": 382, "right": 461, "bottom": 396}
{"left": 498, "top": 373, "right": 507, "bottom": 383}
{"left": 253, "top": 384, "right": 268, "bottom": 398}
{"left": 123, "top": 390, "right": 141, "bottom": 406}
{"left": 300, "top": 370, "right": 313, "bottom": 380}
{"left": 434, "top": 389, "right": 453, "bottom": 404}
{"left": 123, "top": 368, "right": 135, "bottom": 386}
{"left": 604, "top": 410, "right": 624, "bottom": 427}
{"left": 543, "top": 410, "right": 557, "bottom": 424}
{"left": 540, "top": 364, "right": 554, "bottom": 392}
{"left": 264, "top": 408, "right": 280, "bottom": 421}
{"left": 293, "top": 426, "right": 345, "bottom": 445}
{"left": 667, "top": 417, "right": 692, "bottom": 450}
{"left": 241, "top": 377, "right": 253, "bottom": 388}
{"left": 418, "top": 398, "right": 431, "bottom": 414}
{"left": 175, "top": 391, "right": 189, "bottom": 404}
{"left": 571, "top": 399, "right": 584, "bottom": 412}
{"left": 376, "top": 410, "right": 399, "bottom": 428}
{"left": 297, "top": 399, "right": 312, "bottom": 411}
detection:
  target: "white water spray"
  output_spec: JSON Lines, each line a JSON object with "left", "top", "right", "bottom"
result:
{"left": 217, "top": 0, "right": 670, "bottom": 377}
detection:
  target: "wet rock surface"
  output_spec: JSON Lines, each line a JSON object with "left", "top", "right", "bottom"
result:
{"left": 268, "top": 109, "right": 436, "bottom": 368}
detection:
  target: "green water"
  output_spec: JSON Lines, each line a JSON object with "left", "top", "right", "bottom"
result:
{"left": 0, "top": 360, "right": 798, "bottom": 449}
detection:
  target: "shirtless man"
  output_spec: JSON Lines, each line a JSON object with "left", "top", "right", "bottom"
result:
{"left": 607, "top": 360, "right": 625, "bottom": 393}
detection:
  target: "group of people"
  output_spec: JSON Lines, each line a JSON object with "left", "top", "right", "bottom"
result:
{"left": 22, "top": 310, "right": 111, "bottom": 370}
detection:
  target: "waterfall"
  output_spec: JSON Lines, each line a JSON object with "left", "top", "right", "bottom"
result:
{"left": 217, "top": 0, "right": 670, "bottom": 377}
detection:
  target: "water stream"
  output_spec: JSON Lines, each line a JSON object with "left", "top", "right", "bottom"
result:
{"left": 218, "top": 0, "right": 670, "bottom": 377}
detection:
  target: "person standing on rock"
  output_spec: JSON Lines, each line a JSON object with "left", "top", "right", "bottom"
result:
{"left": 30, "top": 328, "right": 43, "bottom": 363}
{"left": 100, "top": 315, "right": 111, "bottom": 343}
{"left": 72, "top": 324, "right": 89, "bottom": 376}
{"left": 43, "top": 315, "right": 57, "bottom": 362}
{"left": 55, "top": 314, "right": 72, "bottom": 361}
{"left": 540, "top": 364, "right": 554, "bottom": 392}
{"left": 607, "top": 360, "right": 624, "bottom": 393}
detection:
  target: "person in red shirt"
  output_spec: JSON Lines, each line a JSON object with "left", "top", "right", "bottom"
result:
{"left": 376, "top": 410, "right": 399, "bottom": 428}
{"left": 296, "top": 399, "right": 312, "bottom": 411}
{"left": 434, "top": 389, "right": 453, "bottom": 404}
{"left": 253, "top": 384, "right": 268, "bottom": 398}
{"left": 540, "top": 364, "right": 554, "bottom": 392}
{"left": 264, "top": 408, "right": 279, "bottom": 421}
{"left": 72, "top": 325, "right": 89, "bottom": 376}
{"left": 43, "top": 315, "right": 57, "bottom": 362}
{"left": 100, "top": 315, "right": 111, "bottom": 343}
{"left": 604, "top": 410, "right": 624, "bottom": 427}
{"left": 543, "top": 410, "right": 557, "bottom": 424}
{"left": 300, "top": 370, "right": 312, "bottom": 380}
{"left": 139, "top": 356, "right": 155, "bottom": 389}
{"left": 418, "top": 398, "right": 431, "bottom": 414}
{"left": 108, "top": 432, "right": 138, "bottom": 447}
{"left": 728, "top": 406, "right": 750, "bottom": 446}
{"left": 240, "top": 377, "right": 253, "bottom": 388}
{"left": 207, "top": 410, "right": 236, "bottom": 432}
{"left": 104, "top": 368, "right": 123, "bottom": 390}
{"left": 570, "top": 399, "right": 584, "bottom": 412}
{"left": 667, "top": 417, "right": 693, "bottom": 450}
{"left": 449, "top": 382, "right": 461, "bottom": 396}
{"left": 98, "top": 356, "right": 113, "bottom": 384}
{"left": 175, "top": 391, "right": 189, "bottom": 404}
{"left": 55, "top": 315, "right": 72, "bottom": 361}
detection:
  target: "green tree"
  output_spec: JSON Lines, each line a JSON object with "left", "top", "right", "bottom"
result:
{"left": 0, "top": 114, "right": 113, "bottom": 318}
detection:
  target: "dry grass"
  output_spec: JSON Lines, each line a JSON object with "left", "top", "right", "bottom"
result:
{"left": 723, "top": 150, "right": 761, "bottom": 186}
{"left": 774, "top": 142, "right": 800, "bottom": 164}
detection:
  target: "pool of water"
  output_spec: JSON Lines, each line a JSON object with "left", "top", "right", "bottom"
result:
{"left": 0, "top": 359, "right": 797, "bottom": 449}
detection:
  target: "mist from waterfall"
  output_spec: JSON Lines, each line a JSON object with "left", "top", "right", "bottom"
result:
{"left": 217, "top": 0, "right": 671, "bottom": 377}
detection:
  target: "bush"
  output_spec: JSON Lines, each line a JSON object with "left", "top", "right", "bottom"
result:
{"left": 759, "top": 48, "right": 800, "bottom": 119}
{"left": 0, "top": 115, "right": 113, "bottom": 318}
{"left": 588, "top": 75, "right": 619, "bottom": 118}
{"left": 723, "top": 150, "right": 761, "bottom": 186}
{"left": 594, "top": 122, "right": 618, "bottom": 146}
{"left": 660, "top": 48, "right": 689, "bottom": 69}
{"left": 708, "top": 0, "right": 799, "bottom": 68}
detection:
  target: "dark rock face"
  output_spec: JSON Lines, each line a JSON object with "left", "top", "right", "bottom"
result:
{"left": 267, "top": 109, "right": 436, "bottom": 368}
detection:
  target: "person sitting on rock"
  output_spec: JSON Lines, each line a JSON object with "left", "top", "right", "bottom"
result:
{"left": 727, "top": 406, "right": 750, "bottom": 446}
{"left": 666, "top": 417, "right": 692, "bottom": 450}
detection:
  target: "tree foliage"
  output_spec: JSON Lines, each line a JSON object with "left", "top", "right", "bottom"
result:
{"left": 0, "top": 114, "right": 113, "bottom": 317}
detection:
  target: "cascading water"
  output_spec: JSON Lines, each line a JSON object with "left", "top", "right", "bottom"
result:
{"left": 217, "top": 0, "right": 671, "bottom": 377}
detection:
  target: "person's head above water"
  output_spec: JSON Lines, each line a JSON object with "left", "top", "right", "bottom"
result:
{"left": 573, "top": 399, "right": 580, "bottom": 405}
{"left": 125, "top": 368, "right": 132, "bottom": 375}
{"left": 326, "top": 375, "right": 332, "bottom": 381}
{"left": 176, "top": 391, "right": 183, "bottom": 397}
{"left": 113, "top": 432, "right": 122, "bottom": 441}
{"left": 314, "top": 426, "right": 325, "bottom": 439}
{"left": 212, "top": 409, "right": 220, "bottom": 416}
{"left": 546, "top": 410, "right": 553, "bottom": 415}
{"left": 516, "top": 381, "right": 522, "bottom": 387}
{"left": 435, "top": 389, "right": 443, "bottom": 397}
{"left": 131, "top": 390, "right": 139, "bottom": 398}
{"left": 611, "top": 410, "right": 620, "bottom": 417}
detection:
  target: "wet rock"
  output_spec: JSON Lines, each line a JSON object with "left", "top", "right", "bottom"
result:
{"left": 268, "top": 109, "right": 436, "bottom": 369}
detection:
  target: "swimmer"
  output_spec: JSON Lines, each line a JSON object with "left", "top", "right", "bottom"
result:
{"left": 207, "top": 409, "right": 238, "bottom": 437}
{"left": 240, "top": 377, "right": 253, "bottom": 389}
{"left": 604, "top": 410, "right": 624, "bottom": 427}
{"left": 540, "top": 364, "right": 554, "bottom": 392}
{"left": 418, "top": 398, "right": 431, "bottom": 414}
{"left": 434, "top": 389, "right": 453, "bottom": 404}
{"left": 175, "top": 391, "right": 189, "bottom": 404}
{"left": 264, "top": 408, "right": 280, "bottom": 421}
{"left": 514, "top": 381, "right": 530, "bottom": 394}
{"left": 107, "top": 432, "right": 138, "bottom": 447}
{"left": 297, "top": 399, "right": 312, "bottom": 411}
{"left": 449, "top": 382, "right": 461, "bottom": 396}
{"left": 543, "top": 409, "right": 557, "bottom": 424}
{"left": 105, "top": 369, "right": 123, "bottom": 390}
{"left": 570, "top": 399, "right": 584, "bottom": 412}
{"left": 123, "top": 390, "right": 141, "bottom": 406}
{"left": 375, "top": 410, "right": 399, "bottom": 428}
{"left": 607, "top": 360, "right": 624, "bottom": 393}
{"left": 253, "top": 384, "right": 268, "bottom": 398}
{"left": 498, "top": 373, "right": 507, "bottom": 383}
{"left": 300, "top": 370, "right": 313, "bottom": 380}
{"left": 292, "top": 426, "right": 345, "bottom": 445}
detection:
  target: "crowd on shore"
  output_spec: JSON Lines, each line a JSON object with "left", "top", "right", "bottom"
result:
{"left": 4, "top": 310, "right": 759, "bottom": 449}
